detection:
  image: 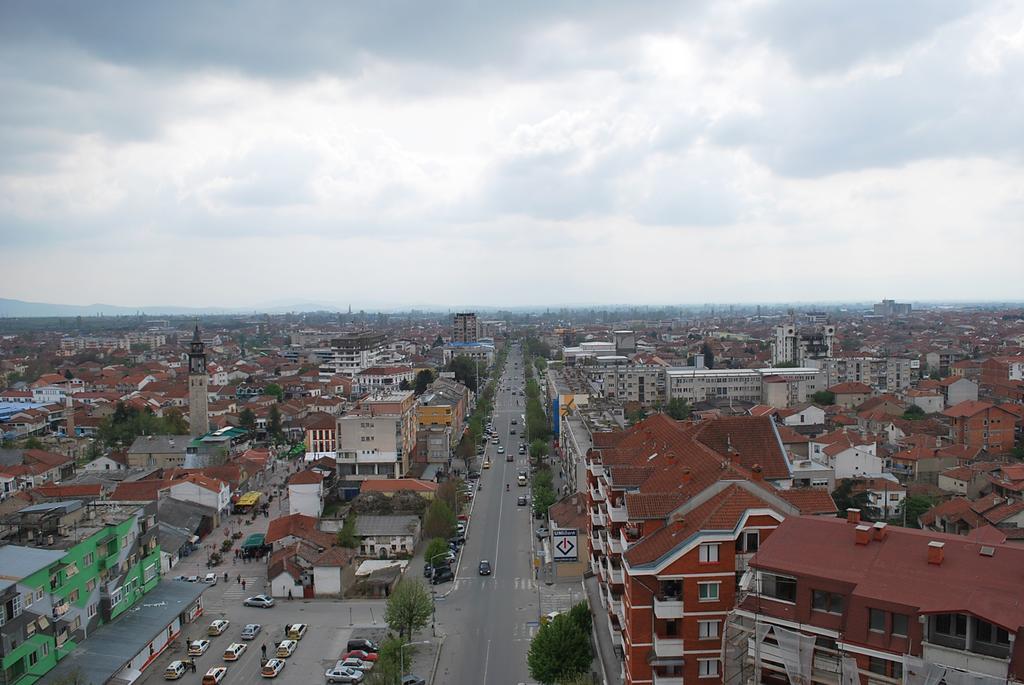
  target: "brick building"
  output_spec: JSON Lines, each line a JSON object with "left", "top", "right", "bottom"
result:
{"left": 941, "top": 400, "right": 1018, "bottom": 455}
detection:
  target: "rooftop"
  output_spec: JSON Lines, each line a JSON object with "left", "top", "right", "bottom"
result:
{"left": 0, "top": 544, "right": 66, "bottom": 591}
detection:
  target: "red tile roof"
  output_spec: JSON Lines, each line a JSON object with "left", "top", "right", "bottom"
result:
{"left": 266, "top": 513, "right": 335, "bottom": 548}
{"left": 288, "top": 470, "right": 325, "bottom": 485}
{"left": 359, "top": 479, "right": 437, "bottom": 494}
{"left": 828, "top": 382, "right": 872, "bottom": 394}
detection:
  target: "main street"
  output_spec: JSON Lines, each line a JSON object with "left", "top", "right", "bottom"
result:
{"left": 433, "top": 342, "right": 576, "bottom": 685}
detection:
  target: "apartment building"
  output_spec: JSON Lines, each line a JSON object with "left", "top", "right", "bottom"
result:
{"left": 317, "top": 332, "right": 388, "bottom": 379}
{"left": 666, "top": 368, "right": 824, "bottom": 408}
{"left": 942, "top": 400, "right": 1018, "bottom": 455}
{"left": 818, "top": 356, "right": 912, "bottom": 393}
{"left": 335, "top": 390, "right": 417, "bottom": 480}
{"left": 0, "top": 501, "right": 161, "bottom": 685}
{"left": 724, "top": 514, "right": 1024, "bottom": 685}
{"left": 452, "top": 312, "right": 479, "bottom": 343}
{"left": 415, "top": 378, "right": 470, "bottom": 463}
{"left": 981, "top": 355, "right": 1024, "bottom": 401}
{"left": 584, "top": 414, "right": 835, "bottom": 685}
{"left": 772, "top": 324, "right": 835, "bottom": 366}
{"left": 303, "top": 413, "right": 337, "bottom": 461}
{"left": 596, "top": 362, "right": 667, "bottom": 407}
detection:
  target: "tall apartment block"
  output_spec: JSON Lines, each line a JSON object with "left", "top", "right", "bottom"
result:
{"left": 452, "top": 312, "right": 479, "bottom": 343}
{"left": 772, "top": 324, "right": 835, "bottom": 366}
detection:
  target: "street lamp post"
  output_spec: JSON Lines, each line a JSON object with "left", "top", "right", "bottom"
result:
{"left": 399, "top": 640, "right": 432, "bottom": 685}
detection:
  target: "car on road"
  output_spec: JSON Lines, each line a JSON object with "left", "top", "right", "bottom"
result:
{"left": 466, "top": 471, "right": 480, "bottom": 480}
{"left": 511, "top": 419, "right": 517, "bottom": 424}
{"left": 275, "top": 639, "right": 298, "bottom": 658}
{"left": 491, "top": 437, "right": 499, "bottom": 444}
{"left": 240, "top": 623, "right": 262, "bottom": 640}
{"left": 541, "top": 610, "right": 563, "bottom": 625}
{"left": 401, "top": 677, "right": 427, "bottom": 685}
{"left": 207, "top": 619, "right": 230, "bottom": 636}
{"left": 497, "top": 446, "right": 505, "bottom": 454}
{"left": 286, "top": 623, "right": 308, "bottom": 640}
{"left": 449, "top": 532, "right": 466, "bottom": 545}
{"left": 223, "top": 642, "right": 247, "bottom": 661}
{"left": 507, "top": 453, "right": 513, "bottom": 461}
{"left": 187, "top": 639, "right": 210, "bottom": 656}
{"left": 431, "top": 566, "right": 455, "bottom": 584}
{"left": 482, "top": 460, "right": 491, "bottom": 469}
{"left": 243, "top": 594, "right": 274, "bottom": 608}
{"left": 201, "top": 667, "right": 227, "bottom": 685}
{"left": 173, "top": 575, "right": 200, "bottom": 582}
{"left": 325, "top": 666, "right": 364, "bottom": 683}
{"left": 164, "top": 661, "right": 187, "bottom": 680}
{"left": 478, "top": 560, "right": 492, "bottom": 575}
{"left": 346, "top": 638, "right": 380, "bottom": 653}
{"left": 339, "top": 657, "right": 373, "bottom": 672}
{"left": 260, "top": 659, "right": 285, "bottom": 678}
{"left": 536, "top": 526, "right": 549, "bottom": 539}
{"left": 517, "top": 474, "right": 527, "bottom": 486}
{"left": 203, "top": 572, "right": 218, "bottom": 584}
{"left": 341, "top": 649, "right": 378, "bottom": 663}
{"left": 517, "top": 495, "right": 527, "bottom": 506}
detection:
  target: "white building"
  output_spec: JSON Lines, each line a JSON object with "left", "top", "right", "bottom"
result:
{"left": 810, "top": 433, "right": 883, "bottom": 480}
{"left": 772, "top": 324, "right": 835, "bottom": 366}
{"left": 288, "top": 470, "right": 325, "bottom": 518}
{"left": 442, "top": 341, "right": 495, "bottom": 367}
{"left": 318, "top": 332, "right": 389, "bottom": 379}
{"left": 168, "top": 475, "right": 232, "bottom": 516}
{"left": 354, "top": 515, "right": 421, "bottom": 559}
{"left": 335, "top": 391, "right": 417, "bottom": 480}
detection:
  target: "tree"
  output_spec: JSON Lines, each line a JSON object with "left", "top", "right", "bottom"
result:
{"left": 1011, "top": 445, "right": 1024, "bottom": 461}
{"left": 567, "top": 601, "right": 592, "bottom": 635}
{"left": 831, "top": 479, "right": 871, "bottom": 520}
{"left": 432, "top": 334, "right": 444, "bottom": 347}
{"left": 425, "top": 537, "right": 450, "bottom": 568}
{"left": 336, "top": 514, "right": 358, "bottom": 548}
{"left": 238, "top": 408, "right": 256, "bottom": 433}
{"left": 267, "top": 405, "right": 283, "bottom": 442}
{"left": 665, "top": 398, "right": 691, "bottom": 421}
{"left": 363, "top": 637, "right": 405, "bottom": 685}
{"left": 811, "top": 390, "right": 836, "bottom": 405}
{"left": 530, "top": 439, "right": 550, "bottom": 461}
{"left": 399, "top": 379, "right": 412, "bottom": 391}
{"left": 447, "top": 355, "right": 478, "bottom": 392}
{"left": 435, "top": 480, "right": 461, "bottom": 515}
{"left": 423, "top": 498, "right": 456, "bottom": 539}
{"left": 265, "top": 383, "right": 284, "bottom": 401}
{"left": 900, "top": 495, "right": 935, "bottom": 528}
{"left": 527, "top": 613, "right": 592, "bottom": 684}
{"left": 384, "top": 579, "right": 433, "bottom": 642}
{"left": 63, "top": 369, "right": 74, "bottom": 380}
{"left": 414, "top": 369, "right": 435, "bottom": 395}
{"left": 902, "top": 404, "right": 926, "bottom": 420}
{"left": 22, "top": 436, "right": 44, "bottom": 449}
{"left": 163, "top": 407, "right": 188, "bottom": 434}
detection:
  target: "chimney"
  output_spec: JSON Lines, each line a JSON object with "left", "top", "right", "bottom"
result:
{"left": 855, "top": 525, "right": 872, "bottom": 545}
{"left": 928, "top": 541, "right": 945, "bottom": 565}
{"left": 668, "top": 510, "right": 685, "bottom": 526}
{"left": 872, "top": 521, "right": 888, "bottom": 541}
{"left": 751, "top": 464, "right": 764, "bottom": 481}
{"left": 680, "top": 467, "right": 692, "bottom": 484}
{"left": 727, "top": 435, "right": 740, "bottom": 463}
{"left": 846, "top": 508, "right": 861, "bottom": 524}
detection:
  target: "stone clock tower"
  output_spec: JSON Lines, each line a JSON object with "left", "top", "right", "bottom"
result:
{"left": 188, "top": 324, "right": 210, "bottom": 437}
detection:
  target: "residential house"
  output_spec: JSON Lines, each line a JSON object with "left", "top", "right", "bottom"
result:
{"left": 358, "top": 479, "right": 437, "bottom": 499}
{"left": 335, "top": 391, "right": 417, "bottom": 481}
{"left": 942, "top": 401, "right": 1018, "bottom": 455}
{"left": 809, "top": 431, "right": 883, "bottom": 480}
{"left": 126, "top": 435, "right": 190, "bottom": 469}
{"left": 287, "top": 470, "right": 325, "bottom": 518}
{"left": 353, "top": 515, "right": 421, "bottom": 559}
{"left": 828, "top": 382, "right": 872, "bottom": 409}
{"left": 939, "top": 376, "right": 979, "bottom": 407}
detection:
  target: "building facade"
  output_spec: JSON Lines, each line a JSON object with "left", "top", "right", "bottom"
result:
{"left": 335, "top": 391, "right": 417, "bottom": 480}
{"left": 187, "top": 326, "right": 209, "bottom": 438}
{"left": 772, "top": 324, "right": 836, "bottom": 367}
{"left": 452, "top": 312, "right": 479, "bottom": 343}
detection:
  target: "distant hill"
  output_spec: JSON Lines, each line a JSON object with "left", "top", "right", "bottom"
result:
{"left": 0, "top": 298, "right": 250, "bottom": 317}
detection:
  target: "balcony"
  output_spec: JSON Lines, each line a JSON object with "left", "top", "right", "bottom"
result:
{"left": 653, "top": 675, "right": 685, "bottom": 685}
{"left": 592, "top": 534, "right": 606, "bottom": 554}
{"left": 606, "top": 500, "right": 628, "bottom": 523}
{"left": 588, "top": 462, "right": 605, "bottom": 478}
{"left": 745, "top": 637, "right": 844, "bottom": 680}
{"left": 653, "top": 633, "right": 685, "bottom": 658}
{"left": 590, "top": 509, "right": 607, "bottom": 527}
{"left": 922, "top": 641, "right": 1011, "bottom": 680}
{"left": 607, "top": 532, "right": 623, "bottom": 555}
{"left": 590, "top": 484, "right": 606, "bottom": 502}
{"left": 653, "top": 595, "right": 684, "bottom": 619}
{"left": 620, "top": 528, "right": 640, "bottom": 550}
{"left": 604, "top": 558, "right": 624, "bottom": 585}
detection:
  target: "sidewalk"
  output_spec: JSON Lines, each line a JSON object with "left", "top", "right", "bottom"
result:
{"left": 584, "top": 574, "right": 624, "bottom": 685}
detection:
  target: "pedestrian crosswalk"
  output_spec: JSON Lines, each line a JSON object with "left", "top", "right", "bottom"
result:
{"left": 511, "top": 621, "right": 539, "bottom": 642}
{"left": 221, "top": 576, "right": 260, "bottom": 601}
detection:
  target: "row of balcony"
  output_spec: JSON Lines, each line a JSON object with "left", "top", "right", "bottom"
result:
{"left": 652, "top": 675, "right": 685, "bottom": 685}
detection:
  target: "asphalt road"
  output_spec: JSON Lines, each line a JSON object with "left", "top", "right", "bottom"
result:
{"left": 433, "top": 343, "right": 544, "bottom": 685}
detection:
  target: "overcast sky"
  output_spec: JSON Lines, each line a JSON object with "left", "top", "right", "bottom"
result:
{"left": 2, "top": 1, "right": 1023, "bottom": 309}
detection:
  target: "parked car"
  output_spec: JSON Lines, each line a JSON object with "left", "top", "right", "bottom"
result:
{"left": 325, "top": 666, "right": 364, "bottom": 683}
{"left": 164, "top": 662, "right": 187, "bottom": 680}
{"left": 244, "top": 595, "right": 275, "bottom": 608}
{"left": 207, "top": 619, "right": 230, "bottom": 636}
{"left": 201, "top": 667, "right": 227, "bottom": 685}
{"left": 535, "top": 526, "right": 549, "bottom": 539}
{"left": 261, "top": 659, "right": 285, "bottom": 678}
{"left": 345, "top": 639, "right": 379, "bottom": 654}
{"left": 431, "top": 566, "right": 455, "bottom": 584}
{"left": 497, "top": 446, "right": 505, "bottom": 454}
{"left": 341, "top": 650, "right": 378, "bottom": 663}
{"left": 203, "top": 573, "right": 218, "bottom": 585}
{"left": 478, "top": 560, "right": 492, "bottom": 576}
{"left": 517, "top": 495, "right": 527, "bottom": 506}
{"left": 275, "top": 639, "right": 297, "bottom": 658}
{"left": 240, "top": 624, "right": 262, "bottom": 640}
{"left": 401, "top": 677, "right": 426, "bottom": 685}
{"left": 338, "top": 657, "right": 373, "bottom": 672}
{"left": 187, "top": 639, "right": 210, "bottom": 656}
{"left": 286, "top": 624, "right": 308, "bottom": 640}
{"left": 466, "top": 472, "right": 480, "bottom": 481}
{"left": 223, "top": 643, "right": 247, "bottom": 661}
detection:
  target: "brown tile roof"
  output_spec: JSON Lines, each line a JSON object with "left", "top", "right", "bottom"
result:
{"left": 266, "top": 513, "right": 335, "bottom": 548}
{"left": 548, "top": 493, "right": 589, "bottom": 531}
{"left": 288, "top": 470, "right": 325, "bottom": 485}
{"left": 828, "top": 382, "right": 872, "bottom": 394}
{"left": 359, "top": 479, "right": 437, "bottom": 494}
{"left": 623, "top": 492, "right": 687, "bottom": 520}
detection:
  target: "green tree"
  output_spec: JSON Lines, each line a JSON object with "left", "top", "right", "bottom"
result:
{"left": 567, "top": 601, "right": 592, "bottom": 635}
{"left": 384, "top": 579, "right": 434, "bottom": 641}
{"left": 336, "top": 514, "right": 358, "bottom": 548}
{"left": 433, "top": 334, "right": 444, "bottom": 347}
{"left": 22, "top": 436, "right": 44, "bottom": 449}
{"left": 447, "top": 355, "right": 478, "bottom": 392}
{"left": 527, "top": 614, "right": 592, "bottom": 684}
{"left": 363, "top": 637, "right": 405, "bottom": 685}
{"left": 162, "top": 407, "right": 188, "bottom": 434}
{"left": 436, "top": 480, "right": 461, "bottom": 516}
{"left": 267, "top": 405, "right": 283, "bottom": 442}
{"left": 1011, "top": 445, "right": 1024, "bottom": 461}
{"left": 425, "top": 537, "right": 450, "bottom": 568}
{"left": 530, "top": 439, "right": 550, "bottom": 461}
{"left": 423, "top": 498, "right": 457, "bottom": 539}
{"left": 831, "top": 479, "right": 871, "bottom": 520}
{"left": 900, "top": 495, "right": 935, "bottom": 528}
{"left": 238, "top": 407, "right": 256, "bottom": 433}
{"left": 265, "top": 383, "right": 283, "bottom": 401}
{"left": 399, "top": 379, "right": 412, "bottom": 391}
{"left": 902, "top": 404, "right": 926, "bottom": 420}
{"left": 811, "top": 390, "right": 836, "bottom": 405}
{"left": 414, "top": 369, "right": 435, "bottom": 395}
{"left": 700, "top": 342, "right": 715, "bottom": 369}
{"left": 665, "top": 397, "right": 691, "bottom": 420}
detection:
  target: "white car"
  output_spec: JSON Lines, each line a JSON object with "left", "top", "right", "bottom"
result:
{"left": 202, "top": 667, "right": 227, "bottom": 685}
{"left": 275, "top": 639, "right": 297, "bottom": 658}
{"left": 223, "top": 642, "right": 247, "bottom": 661}
{"left": 187, "top": 639, "right": 210, "bottom": 656}
{"left": 207, "top": 619, "right": 230, "bottom": 636}
{"left": 325, "top": 666, "right": 363, "bottom": 683}
{"left": 243, "top": 595, "right": 275, "bottom": 608}
{"left": 241, "top": 623, "right": 262, "bottom": 640}
{"left": 203, "top": 573, "right": 218, "bottom": 584}
{"left": 261, "top": 659, "right": 286, "bottom": 678}
{"left": 338, "top": 657, "right": 373, "bottom": 672}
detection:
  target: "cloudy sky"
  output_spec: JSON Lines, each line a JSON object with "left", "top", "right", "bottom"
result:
{"left": 2, "top": 1, "right": 1023, "bottom": 308}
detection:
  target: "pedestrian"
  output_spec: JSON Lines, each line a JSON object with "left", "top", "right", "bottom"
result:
{"left": 237, "top": 574, "right": 241, "bottom": 584}
{"left": 242, "top": 580, "right": 246, "bottom": 590}
{"left": 261, "top": 644, "right": 267, "bottom": 658}
{"left": 224, "top": 571, "right": 228, "bottom": 582}
{"left": 288, "top": 589, "right": 293, "bottom": 600}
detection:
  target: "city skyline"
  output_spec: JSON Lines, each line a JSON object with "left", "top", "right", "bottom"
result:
{"left": 3, "top": 2, "right": 1024, "bottom": 306}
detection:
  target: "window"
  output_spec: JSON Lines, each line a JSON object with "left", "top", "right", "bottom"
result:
{"left": 811, "top": 590, "right": 844, "bottom": 614}
{"left": 974, "top": 618, "right": 1010, "bottom": 646}
{"left": 87, "top": 603, "right": 97, "bottom": 618}
{"left": 28, "top": 651, "right": 38, "bottom": 667}
{"left": 83, "top": 552, "right": 94, "bottom": 567}
{"left": 935, "top": 613, "right": 967, "bottom": 638}
{"left": 892, "top": 613, "right": 908, "bottom": 637}
{"left": 69, "top": 589, "right": 79, "bottom": 603}
{"left": 760, "top": 573, "right": 797, "bottom": 603}
{"left": 110, "top": 587, "right": 123, "bottom": 606}
{"left": 699, "top": 543, "right": 720, "bottom": 563}
{"left": 868, "top": 656, "right": 888, "bottom": 675}
{"left": 698, "top": 582, "right": 720, "bottom": 602}
{"left": 24, "top": 591, "right": 33, "bottom": 608}
{"left": 737, "top": 531, "right": 759, "bottom": 553}
{"left": 86, "top": 579, "right": 96, "bottom": 592}
{"left": 699, "top": 620, "right": 719, "bottom": 639}
{"left": 41, "top": 642, "right": 49, "bottom": 657}
{"left": 869, "top": 608, "right": 886, "bottom": 633}
{"left": 698, "top": 659, "right": 720, "bottom": 678}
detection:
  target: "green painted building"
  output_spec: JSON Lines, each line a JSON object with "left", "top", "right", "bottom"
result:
{"left": 0, "top": 500, "right": 161, "bottom": 685}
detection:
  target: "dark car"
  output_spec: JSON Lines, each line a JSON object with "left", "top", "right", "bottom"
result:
{"left": 478, "top": 560, "right": 492, "bottom": 576}
{"left": 346, "top": 638, "right": 379, "bottom": 654}
{"left": 423, "top": 564, "right": 433, "bottom": 578}
{"left": 517, "top": 495, "right": 527, "bottom": 506}
{"left": 449, "top": 533, "right": 466, "bottom": 546}
{"left": 431, "top": 567, "right": 455, "bottom": 584}
{"left": 466, "top": 472, "right": 481, "bottom": 481}
{"left": 401, "top": 677, "right": 427, "bottom": 685}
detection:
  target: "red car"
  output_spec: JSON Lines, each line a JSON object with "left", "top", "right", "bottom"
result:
{"left": 341, "top": 650, "right": 378, "bottom": 663}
